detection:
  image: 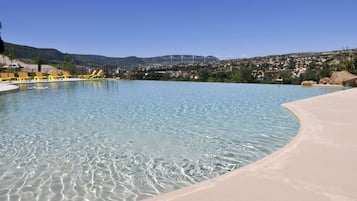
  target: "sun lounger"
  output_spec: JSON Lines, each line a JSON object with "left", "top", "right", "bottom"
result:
{"left": 8, "top": 73, "right": 16, "bottom": 81}
{"left": 1, "top": 73, "right": 10, "bottom": 81}
{"left": 34, "top": 72, "right": 47, "bottom": 80}
{"left": 48, "top": 71, "right": 62, "bottom": 80}
{"left": 1, "top": 73, "right": 17, "bottom": 82}
{"left": 79, "top": 70, "right": 97, "bottom": 79}
{"left": 17, "top": 72, "right": 32, "bottom": 82}
{"left": 62, "top": 71, "right": 72, "bottom": 79}
{"left": 90, "top": 69, "right": 105, "bottom": 79}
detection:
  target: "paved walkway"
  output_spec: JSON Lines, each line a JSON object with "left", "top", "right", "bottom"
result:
{"left": 146, "top": 88, "right": 357, "bottom": 201}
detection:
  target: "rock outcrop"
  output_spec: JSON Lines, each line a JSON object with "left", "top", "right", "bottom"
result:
{"left": 319, "top": 77, "right": 332, "bottom": 85}
{"left": 301, "top": 80, "right": 317, "bottom": 86}
{"left": 342, "top": 78, "right": 357, "bottom": 87}
{"left": 329, "top": 71, "right": 357, "bottom": 87}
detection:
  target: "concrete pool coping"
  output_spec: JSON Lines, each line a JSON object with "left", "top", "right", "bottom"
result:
{"left": 0, "top": 83, "right": 20, "bottom": 93}
{"left": 145, "top": 87, "right": 357, "bottom": 201}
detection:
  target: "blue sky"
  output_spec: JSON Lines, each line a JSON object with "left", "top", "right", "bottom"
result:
{"left": 1, "top": 0, "right": 356, "bottom": 59}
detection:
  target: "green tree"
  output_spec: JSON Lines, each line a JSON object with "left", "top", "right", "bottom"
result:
{"left": 197, "top": 69, "right": 210, "bottom": 82}
{"left": 0, "top": 36, "right": 4, "bottom": 55}
{"left": 0, "top": 21, "right": 4, "bottom": 54}
{"left": 338, "top": 48, "right": 353, "bottom": 71}
{"left": 134, "top": 72, "right": 145, "bottom": 80}
{"left": 288, "top": 59, "right": 296, "bottom": 69}
{"left": 321, "top": 63, "right": 331, "bottom": 77}
{"left": 345, "top": 51, "right": 356, "bottom": 74}
{"left": 0, "top": 21, "right": 4, "bottom": 64}
{"left": 64, "top": 53, "right": 77, "bottom": 74}
{"left": 215, "top": 71, "right": 226, "bottom": 82}
{"left": 279, "top": 70, "right": 293, "bottom": 84}
{"left": 160, "top": 73, "right": 171, "bottom": 80}
{"left": 229, "top": 71, "right": 245, "bottom": 83}
{"left": 353, "top": 53, "right": 357, "bottom": 73}
{"left": 302, "top": 68, "right": 321, "bottom": 81}
{"left": 125, "top": 71, "right": 137, "bottom": 80}
{"left": 241, "top": 67, "right": 254, "bottom": 83}
{"left": 35, "top": 56, "right": 44, "bottom": 72}
{"left": 8, "top": 44, "right": 15, "bottom": 62}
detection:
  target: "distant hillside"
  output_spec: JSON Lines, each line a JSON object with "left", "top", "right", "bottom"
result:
{"left": 4, "top": 42, "right": 218, "bottom": 68}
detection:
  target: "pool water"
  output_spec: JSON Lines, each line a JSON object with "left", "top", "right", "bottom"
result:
{"left": 0, "top": 80, "right": 343, "bottom": 200}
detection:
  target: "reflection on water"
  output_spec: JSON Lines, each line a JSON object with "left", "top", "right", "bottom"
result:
{"left": 18, "top": 84, "right": 28, "bottom": 91}
{"left": 0, "top": 80, "right": 344, "bottom": 201}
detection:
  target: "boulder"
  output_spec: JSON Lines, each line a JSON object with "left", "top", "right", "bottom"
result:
{"left": 319, "top": 77, "right": 331, "bottom": 85}
{"left": 301, "top": 80, "right": 317, "bottom": 86}
{"left": 330, "top": 71, "right": 357, "bottom": 86}
{"left": 342, "top": 78, "right": 357, "bottom": 87}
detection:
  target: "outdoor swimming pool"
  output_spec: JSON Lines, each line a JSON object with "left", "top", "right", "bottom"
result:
{"left": 0, "top": 80, "right": 343, "bottom": 201}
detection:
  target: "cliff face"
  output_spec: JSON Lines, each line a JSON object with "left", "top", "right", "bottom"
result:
{"left": 319, "top": 71, "right": 357, "bottom": 87}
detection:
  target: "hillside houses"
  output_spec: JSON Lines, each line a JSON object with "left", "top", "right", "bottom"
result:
{"left": 118, "top": 49, "right": 356, "bottom": 84}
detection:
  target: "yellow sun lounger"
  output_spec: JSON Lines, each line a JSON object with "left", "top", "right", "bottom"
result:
{"left": 89, "top": 69, "right": 104, "bottom": 79}
{"left": 34, "top": 72, "right": 47, "bottom": 80}
{"left": 79, "top": 70, "right": 97, "bottom": 79}
{"left": 48, "top": 71, "right": 62, "bottom": 80}
{"left": 8, "top": 73, "right": 17, "bottom": 81}
{"left": 1, "top": 73, "right": 11, "bottom": 81}
{"left": 62, "top": 71, "right": 73, "bottom": 79}
{"left": 1, "top": 73, "right": 19, "bottom": 82}
{"left": 17, "top": 72, "right": 32, "bottom": 82}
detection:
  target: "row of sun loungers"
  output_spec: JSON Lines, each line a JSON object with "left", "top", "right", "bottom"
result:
{"left": 0, "top": 72, "right": 17, "bottom": 81}
{"left": 0, "top": 70, "right": 104, "bottom": 82}
{"left": 78, "top": 70, "right": 104, "bottom": 79}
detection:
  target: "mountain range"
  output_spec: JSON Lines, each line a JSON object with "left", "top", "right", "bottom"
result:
{"left": 4, "top": 42, "right": 218, "bottom": 68}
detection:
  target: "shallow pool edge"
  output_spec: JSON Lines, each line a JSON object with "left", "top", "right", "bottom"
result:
{"left": 144, "top": 87, "right": 357, "bottom": 201}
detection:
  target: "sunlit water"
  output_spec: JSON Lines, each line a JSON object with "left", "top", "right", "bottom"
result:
{"left": 0, "top": 80, "right": 343, "bottom": 200}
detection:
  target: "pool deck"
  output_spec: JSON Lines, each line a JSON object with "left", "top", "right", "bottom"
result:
{"left": 0, "top": 82, "right": 19, "bottom": 93}
{"left": 146, "top": 87, "right": 357, "bottom": 201}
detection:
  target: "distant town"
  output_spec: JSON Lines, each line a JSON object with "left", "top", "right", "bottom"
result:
{"left": 115, "top": 49, "right": 357, "bottom": 85}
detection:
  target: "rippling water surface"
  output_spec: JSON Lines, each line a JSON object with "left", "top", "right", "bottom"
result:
{"left": 0, "top": 80, "right": 343, "bottom": 200}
